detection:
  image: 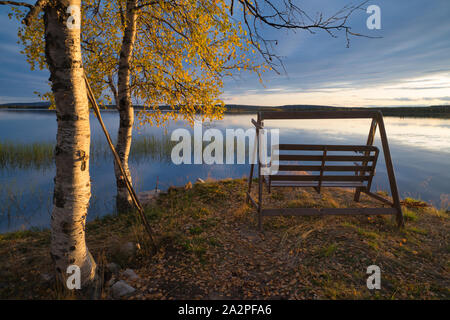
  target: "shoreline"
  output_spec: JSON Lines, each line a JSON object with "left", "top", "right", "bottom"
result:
{"left": 1, "top": 178, "right": 448, "bottom": 299}
{"left": 1, "top": 104, "right": 449, "bottom": 119}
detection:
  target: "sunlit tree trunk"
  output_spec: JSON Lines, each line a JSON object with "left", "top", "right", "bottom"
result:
{"left": 115, "top": 0, "right": 137, "bottom": 212}
{"left": 45, "top": 0, "right": 96, "bottom": 290}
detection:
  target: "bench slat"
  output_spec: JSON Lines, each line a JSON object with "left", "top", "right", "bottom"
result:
{"left": 276, "top": 144, "right": 378, "bottom": 152}
{"left": 278, "top": 155, "right": 376, "bottom": 162}
{"left": 278, "top": 165, "right": 373, "bottom": 172}
{"left": 270, "top": 175, "right": 370, "bottom": 182}
{"left": 268, "top": 181, "right": 365, "bottom": 187}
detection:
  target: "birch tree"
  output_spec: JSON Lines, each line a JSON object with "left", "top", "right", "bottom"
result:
{"left": 114, "top": 0, "right": 137, "bottom": 211}
{"left": 46, "top": 0, "right": 97, "bottom": 290}
{"left": 13, "top": 0, "right": 264, "bottom": 211}
{"left": 0, "top": 0, "right": 97, "bottom": 291}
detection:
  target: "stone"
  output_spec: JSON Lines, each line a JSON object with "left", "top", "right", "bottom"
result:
{"left": 40, "top": 273, "right": 54, "bottom": 283}
{"left": 111, "top": 280, "right": 136, "bottom": 299}
{"left": 208, "top": 291, "right": 224, "bottom": 300}
{"left": 120, "top": 241, "right": 137, "bottom": 257}
{"left": 122, "top": 268, "right": 139, "bottom": 281}
{"left": 107, "top": 276, "right": 117, "bottom": 287}
{"left": 106, "top": 262, "right": 121, "bottom": 275}
{"left": 138, "top": 189, "right": 161, "bottom": 206}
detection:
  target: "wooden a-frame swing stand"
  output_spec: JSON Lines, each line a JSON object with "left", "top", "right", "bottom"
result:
{"left": 246, "top": 111, "right": 404, "bottom": 230}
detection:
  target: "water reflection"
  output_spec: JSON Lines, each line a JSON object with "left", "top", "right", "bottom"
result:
{"left": 0, "top": 110, "right": 449, "bottom": 232}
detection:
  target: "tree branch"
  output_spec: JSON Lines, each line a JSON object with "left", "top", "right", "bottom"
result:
{"left": 0, "top": 0, "right": 49, "bottom": 26}
{"left": 24, "top": 0, "right": 48, "bottom": 26}
{"left": 0, "top": 1, "right": 33, "bottom": 9}
{"left": 235, "top": 0, "right": 376, "bottom": 73}
{"left": 134, "top": 0, "right": 159, "bottom": 11}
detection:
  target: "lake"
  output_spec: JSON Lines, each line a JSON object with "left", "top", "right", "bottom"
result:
{"left": 0, "top": 109, "right": 449, "bottom": 232}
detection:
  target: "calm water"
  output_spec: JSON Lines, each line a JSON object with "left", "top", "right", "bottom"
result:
{"left": 0, "top": 109, "right": 449, "bottom": 232}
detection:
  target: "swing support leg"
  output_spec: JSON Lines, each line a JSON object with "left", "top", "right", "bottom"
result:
{"left": 377, "top": 114, "right": 404, "bottom": 228}
{"left": 246, "top": 164, "right": 254, "bottom": 204}
{"left": 355, "top": 118, "right": 377, "bottom": 202}
{"left": 257, "top": 120, "right": 263, "bottom": 231}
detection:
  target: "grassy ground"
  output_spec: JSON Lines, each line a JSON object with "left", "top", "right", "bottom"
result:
{"left": 0, "top": 178, "right": 448, "bottom": 299}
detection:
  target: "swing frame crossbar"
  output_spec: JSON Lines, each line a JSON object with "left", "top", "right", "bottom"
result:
{"left": 246, "top": 110, "right": 404, "bottom": 230}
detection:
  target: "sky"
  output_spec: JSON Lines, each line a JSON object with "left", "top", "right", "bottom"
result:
{"left": 0, "top": 0, "right": 449, "bottom": 107}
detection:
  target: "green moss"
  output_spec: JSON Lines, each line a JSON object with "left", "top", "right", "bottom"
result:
{"left": 194, "top": 183, "right": 228, "bottom": 202}
{"left": 403, "top": 208, "right": 419, "bottom": 222}
{"left": 208, "top": 238, "right": 221, "bottom": 247}
{"left": 321, "top": 243, "right": 338, "bottom": 257}
{"left": 271, "top": 191, "right": 285, "bottom": 200}
{"left": 407, "top": 226, "right": 428, "bottom": 235}
{"left": 376, "top": 190, "right": 389, "bottom": 197}
{"left": 403, "top": 197, "right": 428, "bottom": 207}
{"left": 367, "top": 240, "right": 380, "bottom": 250}
{"left": 357, "top": 228, "right": 379, "bottom": 240}
{"left": 0, "top": 229, "right": 38, "bottom": 240}
{"left": 145, "top": 207, "right": 165, "bottom": 221}
{"left": 287, "top": 199, "right": 319, "bottom": 208}
{"left": 181, "top": 237, "right": 208, "bottom": 258}
{"left": 194, "top": 207, "right": 212, "bottom": 218}
{"left": 341, "top": 221, "right": 356, "bottom": 229}
{"left": 189, "top": 226, "right": 204, "bottom": 235}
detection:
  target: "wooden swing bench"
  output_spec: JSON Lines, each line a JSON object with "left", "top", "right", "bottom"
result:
{"left": 246, "top": 110, "right": 404, "bottom": 230}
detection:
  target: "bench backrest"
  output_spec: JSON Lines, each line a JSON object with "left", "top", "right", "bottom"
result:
{"left": 268, "top": 144, "right": 379, "bottom": 189}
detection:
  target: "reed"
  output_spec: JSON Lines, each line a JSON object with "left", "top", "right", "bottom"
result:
{"left": 0, "top": 141, "right": 54, "bottom": 169}
{"left": 130, "top": 134, "right": 177, "bottom": 162}
{"left": 0, "top": 134, "right": 178, "bottom": 169}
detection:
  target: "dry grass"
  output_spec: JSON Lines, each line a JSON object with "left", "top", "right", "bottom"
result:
{"left": 0, "top": 179, "right": 449, "bottom": 299}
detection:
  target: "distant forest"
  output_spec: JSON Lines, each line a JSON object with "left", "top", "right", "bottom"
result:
{"left": 1, "top": 102, "right": 449, "bottom": 118}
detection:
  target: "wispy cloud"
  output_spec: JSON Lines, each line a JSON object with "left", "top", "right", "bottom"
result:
{"left": 0, "top": 1, "right": 449, "bottom": 107}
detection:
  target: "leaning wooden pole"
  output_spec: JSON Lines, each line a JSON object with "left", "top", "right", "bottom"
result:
{"left": 83, "top": 74, "right": 157, "bottom": 251}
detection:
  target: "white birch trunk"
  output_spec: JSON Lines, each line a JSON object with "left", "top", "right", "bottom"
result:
{"left": 45, "top": 0, "right": 96, "bottom": 289}
{"left": 115, "top": 0, "right": 138, "bottom": 212}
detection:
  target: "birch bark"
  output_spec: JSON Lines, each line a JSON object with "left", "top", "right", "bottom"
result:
{"left": 45, "top": 0, "right": 96, "bottom": 288}
{"left": 115, "top": 0, "right": 138, "bottom": 212}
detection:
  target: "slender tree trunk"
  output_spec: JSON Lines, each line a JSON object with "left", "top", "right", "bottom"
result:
{"left": 45, "top": 0, "right": 96, "bottom": 290}
{"left": 107, "top": 74, "right": 119, "bottom": 110}
{"left": 115, "top": 0, "right": 138, "bottom": 212}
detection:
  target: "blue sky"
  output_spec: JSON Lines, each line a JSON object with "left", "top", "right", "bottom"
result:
{"left": 1, "top": 0, "right": 449, "bottom": 107}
